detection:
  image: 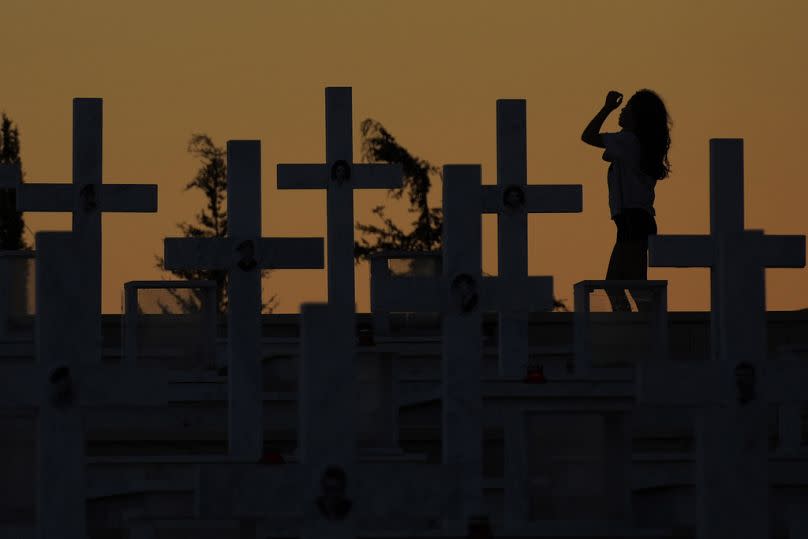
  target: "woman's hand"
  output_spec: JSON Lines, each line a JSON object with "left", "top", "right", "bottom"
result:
{"left": 582, "top": 91, "right": 622, "bottom": 147}
{"left": 604, "top": 91, "right": 623, "bottom": 111}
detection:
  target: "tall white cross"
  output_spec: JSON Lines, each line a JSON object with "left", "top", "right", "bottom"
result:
{"left": 482, "top": 99, "right": 582, "bottom": 376}
{"left": 0, "top": 232, "right": 171, "bottom": 539}
{"left": 642, "top": 139, "right": 806, "bottom": 539}
{"left": 276, "top": 87, "right": 403, "bottom": 312}
{"left": 164, "top": 140, "right": 324, "bottom": 461}
{"left": 0, "top": 99, "right": 158, "bottom": 364}
{"left": 370, "top": 165, "right": 485, "bottom": 533}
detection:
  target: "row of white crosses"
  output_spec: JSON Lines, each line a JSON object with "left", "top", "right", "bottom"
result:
{"left": 641, "top": 140, "right": 808, "bottom": 539}
{"left": 3, "top": 91, "right": 807, "bottom": 538}
{"left": 370, "top": 101, "right": 584, "bottom": 532}
{"left": 189, "top": 96, "right": 584, "bottom": 537}
{"left": 163, "top": 87, "right": 404, "bottom": 463}
{"left": 170, "top": 91, "right": 459, "bottom": 537}
{"left": 376, "top": 99, "right": 582, "bottom": 377}
{"left": 0, "top": 92, "right": 388, "bottom": 537}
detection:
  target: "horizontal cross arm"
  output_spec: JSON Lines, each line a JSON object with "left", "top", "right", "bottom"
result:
{"left": 255, "top": 238, "right": 324, "bottom": 269}
{"left": 99, "top": 184, "right": 158, "bottom": 212}
{"left": 482, "top": 184, "right": 583, "bottom": 213}
{"left": 525, "top": 184, "right": 583, "bottom": 213}
{"left": 649, "top": 234, "right": 714, "bottom": 268}
{"left": 757, "top": 234, "right": 806, "bottom": 268}
{"left": 276, "top": 164, "right": 328, "bottom": 189}
{"left": 164, "top": 237, "right": 232, "bottom": 271}
{"left": 352, "top": 163, "right": 403, "bottom": 189}
{"left": 16, "top": 183, "right": 74, "bottom": 212}
{"left": 165, "top": 237, "right": 325, "bottom": 271}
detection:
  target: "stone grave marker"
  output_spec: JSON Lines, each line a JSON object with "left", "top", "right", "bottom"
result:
{"left": 482, "top": 99, "right": 582, "bottom": 377}
{"left": 642, "top": 139, "right": 806, "bottom": 539}
{"left": 0, "top": 99, "right": 158, "bottom": 365}
{"left": 165, "top": 140, "right": 324, "bottom": 461}
{"left": 276, "top": 87, "right": 403, "bottom": 312}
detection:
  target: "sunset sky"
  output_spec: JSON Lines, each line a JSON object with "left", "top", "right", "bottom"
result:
{"left": 2, "top": 0, "right": 806, "bottom": 313}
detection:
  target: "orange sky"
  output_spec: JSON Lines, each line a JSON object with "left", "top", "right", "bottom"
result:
{"left": 1, "top": 0, "right": 806, "bottom": 313}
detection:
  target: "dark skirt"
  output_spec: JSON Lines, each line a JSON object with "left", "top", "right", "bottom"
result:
{"left": 614, "top": 208, "right": 657, "bottom": 244}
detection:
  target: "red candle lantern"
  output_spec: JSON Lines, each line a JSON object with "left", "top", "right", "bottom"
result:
{"left": 524, "top": 364, "right": 546, "bottom": 384}
{"left": 260, "top": 450, "right": 286, "bottom": 465}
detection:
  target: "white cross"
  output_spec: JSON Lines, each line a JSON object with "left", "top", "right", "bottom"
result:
{"left": 365, "top": 165, "right": 485, "bottom": 533}
{"left": 0, "top": 232, "right": 171, "bottom": 539}
{"left": 642, "top": 139, "right": 807, "bottom": 539}
{"left": 0, "top": 99, "right": 158, "bottom": 365}
{"left": 276, "top": 87, "right": 403, "bottom": 312}
{"left": 164, "top": 140, "right": 324, "bottom": 462}
{"left": 482, "top": 99, "right": 582, "bottom": 377}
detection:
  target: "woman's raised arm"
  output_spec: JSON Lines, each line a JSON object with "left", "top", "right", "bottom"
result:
{"left": 581, "top": 91, "right": 623, "bottom": 148}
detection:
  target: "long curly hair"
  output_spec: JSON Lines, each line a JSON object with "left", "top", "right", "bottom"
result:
{"left": 627, "top": 89, "right": 672, "bottom": 181}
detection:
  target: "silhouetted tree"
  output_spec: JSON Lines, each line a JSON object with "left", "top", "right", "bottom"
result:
{"left": 354, "top": 119, "right": 443, "bottom": 258}
{"left": 354, "top": 119, "right": 568, "bottom": 312}
{"left": 0, "top": 114, "right": 28, "bottom": 250}
{"left": 155, "top": 134, "right": 277, "bottom": 314}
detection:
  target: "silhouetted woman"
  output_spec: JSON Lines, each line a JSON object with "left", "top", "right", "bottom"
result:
{"left": 581, "top": 89, "right": 671, "bottom": 311}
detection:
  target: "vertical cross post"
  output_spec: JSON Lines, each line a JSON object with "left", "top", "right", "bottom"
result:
{"left": 227, "top": 141, "right": 264, "bottom": 459}
{"left": 442, "top": 165, "right": 485, "bottom": 532}
{"left": 300, "top": 303, "right": 357, "bottom": 539}
{"left": 36, "top": 232, "right": 84, "bottom": 539}
{"left": 73, "top": 99, "right": 103, "bottom": 364}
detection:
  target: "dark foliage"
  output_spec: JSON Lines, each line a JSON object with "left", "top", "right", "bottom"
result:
{"left": 354, "top": 119, "right": 568, "bottom": 312}
{"left": 0, "top": 114, "right": 27, "bottom": 250}
{"left": 354, "top": 119, "right": 443, "bottom": 260}
{"left": 155, "top": 134, "right": 277, "bottom": 314}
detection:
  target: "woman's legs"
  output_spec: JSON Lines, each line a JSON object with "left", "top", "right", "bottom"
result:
{"left": 606, "top": 215, "right": 632, "bottom": 311}
{"left": 606, "top": 210, "right": 657, "bottom": 312}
